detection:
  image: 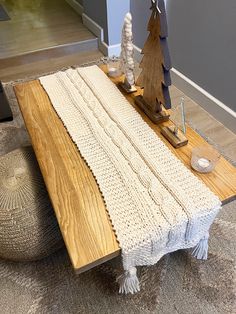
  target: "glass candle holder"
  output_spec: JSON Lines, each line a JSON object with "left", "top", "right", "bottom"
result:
{"left": 191, "top": 145, "right": 220, "bottom": 173}
{"left": 107, "top": 59, "right": 122, "bottom": 78}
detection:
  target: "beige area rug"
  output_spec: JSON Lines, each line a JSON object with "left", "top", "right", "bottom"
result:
{"left": 0, "top": 65, "right": 236, "bottom": 314}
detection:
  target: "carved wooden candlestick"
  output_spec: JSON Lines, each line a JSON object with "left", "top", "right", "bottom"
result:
{"left": 135, "top": 0, "right": 172, "bottom": 124}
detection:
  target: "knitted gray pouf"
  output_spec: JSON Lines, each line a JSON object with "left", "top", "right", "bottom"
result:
{"left": 0, "top": 146, "right": 64, "bottom": 261}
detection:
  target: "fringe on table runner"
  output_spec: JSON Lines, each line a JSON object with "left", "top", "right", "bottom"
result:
{"left": 192, "top": 232, "right": 209, "bottom": 260}
{"left": 117, "top": 230, "right": 210, "bottom": 294}
{"left": 116, "top": 266, "right": 140, "bottom": 294}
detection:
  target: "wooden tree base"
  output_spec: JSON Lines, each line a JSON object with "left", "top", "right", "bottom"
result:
{"left": 119, "top": 82, "right": 137, "bottom": 94}
{"left": 161, "top": 125, "right": 188, "bottom": 148}
{"left": 135, "top": 95, "right": 169, "bottom": 124}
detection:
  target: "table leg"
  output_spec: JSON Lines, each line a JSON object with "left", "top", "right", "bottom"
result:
{"left": 0, "top": 81, "right": 13, "bottom": 122}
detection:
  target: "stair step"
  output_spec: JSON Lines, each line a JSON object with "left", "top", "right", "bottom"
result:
{"left": 0, "top": 49, "right": 103, "bottom": 82}
{"left": 0, "top": 38, "right": 98, "bottom": 70}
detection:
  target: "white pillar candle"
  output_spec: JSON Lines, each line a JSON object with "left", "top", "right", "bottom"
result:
{"left": 197, "top": 158, "right": 210, "bottom": 169}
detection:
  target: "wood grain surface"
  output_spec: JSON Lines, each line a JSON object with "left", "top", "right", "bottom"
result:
{"left": 14, "top": 66, "right": 236, "bottom": 272}
{"left": 14, "top": 80, "right": 119, "bottom": 272}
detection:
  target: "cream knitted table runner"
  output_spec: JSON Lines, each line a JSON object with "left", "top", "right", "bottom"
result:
{"left": 40, "top": 65, "right": 221, "bottom": 294}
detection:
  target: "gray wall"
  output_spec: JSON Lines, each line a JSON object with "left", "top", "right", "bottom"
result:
{"left": 106, "top": 0, "right": 130, "bottom": 45}
{"left": 131, "top": 0, "right": 236, "bottom": 112}
{"left": 83, "top": 0, "right": 129, "bottom": 45}
{"left": 83, "top": 0, "right": 108, "bottom": 43}
{"left": 167, "top": 0, "right": 236, "bottom": 112}
{"left": 130, "top": 0, "right": 149, "bottom": 49}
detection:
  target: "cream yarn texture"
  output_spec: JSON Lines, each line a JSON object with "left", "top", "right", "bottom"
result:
{"left": 40, "top": 66, "right": 221, "bottom": 294}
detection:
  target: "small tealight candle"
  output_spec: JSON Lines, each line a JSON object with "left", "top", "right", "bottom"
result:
{"left": 108, "top": 67, "right": 119, "bottom": 77}
{"left": 197, "top": 158, "right": 210, "bottom": 169}
{"left": 191, "top": 145, "right": 220, "bottom": 173}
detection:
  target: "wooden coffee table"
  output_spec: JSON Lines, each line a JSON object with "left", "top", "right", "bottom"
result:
{"left": 14, "top": 65, "right": 236, "bottom": 273}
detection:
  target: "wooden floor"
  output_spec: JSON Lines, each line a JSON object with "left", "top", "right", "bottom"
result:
{"left": 0, "top": 0, "right": 95, "bottom": 59}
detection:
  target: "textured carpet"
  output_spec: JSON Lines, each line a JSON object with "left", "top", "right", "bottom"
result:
{"left": 0, "top": 71, "right": 236, "bottom": 314}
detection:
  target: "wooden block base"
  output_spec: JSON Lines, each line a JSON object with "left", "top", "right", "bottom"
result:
{"left": 135, "top": 95, "right": 169, "bottom": 124}
{"left": 161, "top": 125, "right": 188, "bottom": 148}
{"left": 119, "top": 82, "right": 137, "bottom": 94}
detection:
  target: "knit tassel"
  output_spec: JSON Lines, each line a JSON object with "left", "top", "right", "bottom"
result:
{"left": 116, "top": 266, "right": 140, "bottom": 294}
{"left": 192, "top": 232, "right": 209, "bottom": 260}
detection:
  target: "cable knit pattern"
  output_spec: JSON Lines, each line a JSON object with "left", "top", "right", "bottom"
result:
{"left": 39, "top": 65, "right": 221, "bottom": 292}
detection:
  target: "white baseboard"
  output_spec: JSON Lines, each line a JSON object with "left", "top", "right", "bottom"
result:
{"left": 133, "top": 45, "right": 236, "bottom": 134}
{"left": 65, "top": 0, "right": 83, "bottom": 15}
{"left": 82, "top": 13, "right": 121, "bottom": 57}
{"left": 99, "top": 42, "right": 121, "bottom": 57}
{"left": 171, "top": 69, "right": 236, "bottom": 134}
{"left": 82, "top": 13, "right": 104, "bottom": 42}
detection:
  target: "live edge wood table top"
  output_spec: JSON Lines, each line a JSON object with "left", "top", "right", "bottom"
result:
{"left": 14, "top": 65, "right": 236, "bottom": 273}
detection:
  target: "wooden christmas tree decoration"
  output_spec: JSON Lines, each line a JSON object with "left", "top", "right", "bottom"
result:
{"left": 119, "top": 13, "right": 137, "bottom": 93}
{"left": 135, "top": 0, "right": 172, "bottom": 123}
